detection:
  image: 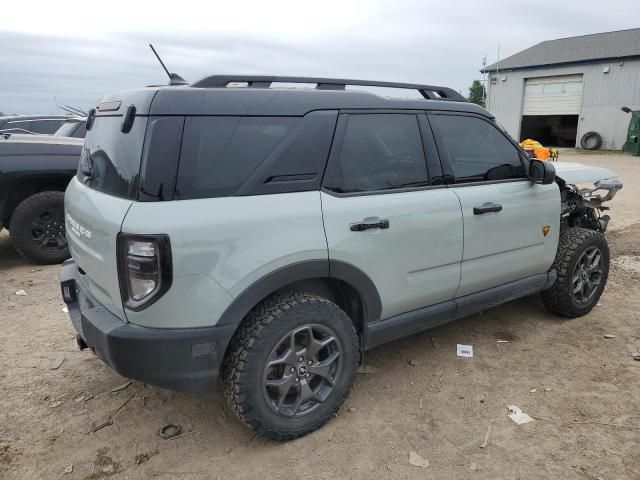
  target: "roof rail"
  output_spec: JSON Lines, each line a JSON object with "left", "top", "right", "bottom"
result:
{"left": 190, "top": 75, "right": 467, "bottom": 102}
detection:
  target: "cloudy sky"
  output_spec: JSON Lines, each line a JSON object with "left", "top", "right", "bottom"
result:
{"left": 1, "top": 0, "right": 637, "bottom": 115}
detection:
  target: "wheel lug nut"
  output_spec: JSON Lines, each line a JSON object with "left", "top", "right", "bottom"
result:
{"left": 305, "top": 373, "right": 310, "bottom": 378}
{"left": 290, "top": 367, "right": 295, "bottom": 373}
{"left": 298, "top": 357, "right": 304, "bottom": 362}
{"left": 295, "top": 377, "right": 300, "bottom": 383}
{"left": 307, "top": 360, "right": 312, "bottom": 365}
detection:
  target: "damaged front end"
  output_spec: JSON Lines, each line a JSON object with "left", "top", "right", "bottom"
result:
{"left": 555, "top": 164, "right": 623, "bottom": 233}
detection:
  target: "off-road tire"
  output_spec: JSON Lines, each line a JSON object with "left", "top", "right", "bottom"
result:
{"left": 221, "top": 291, "right": 359, "bottom": 441}
{"left": 541, "top": 228, "right": 609, "bottom": 317}
{"left": 9, "top": 191, "right": 69, "bottom": 264}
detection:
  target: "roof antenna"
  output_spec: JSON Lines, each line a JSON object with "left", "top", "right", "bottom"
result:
{"left": 149, "top": 44, "right": 188, "bottom": 86}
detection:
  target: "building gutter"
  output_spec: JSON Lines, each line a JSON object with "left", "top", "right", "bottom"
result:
{"left": 480, "top": 54, "right": 640, "bottom": 74}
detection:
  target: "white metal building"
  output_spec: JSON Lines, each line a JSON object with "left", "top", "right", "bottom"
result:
{"left": 482, "top": 28, "right": 640, "bottom": 149}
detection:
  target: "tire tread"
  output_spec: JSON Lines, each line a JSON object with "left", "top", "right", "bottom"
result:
{"left": 9, "top": 191, "right": 69, "bottom": 264}
{"left": 541, "top": 227, "right": 608, "bottom": 317}
{"left": 221, "top": 291, "right": 358, "bottom": 441}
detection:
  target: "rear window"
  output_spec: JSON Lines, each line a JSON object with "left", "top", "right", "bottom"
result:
{"left": 80, "top": 116, "right": 148, "bottom": 199}
{"left": 176, "top": 116, "right": 297, "bottom": 199}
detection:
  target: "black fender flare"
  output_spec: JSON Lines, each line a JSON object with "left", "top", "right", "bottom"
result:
{"left": 215, "top": 259, "right": 382, "bottom": 328}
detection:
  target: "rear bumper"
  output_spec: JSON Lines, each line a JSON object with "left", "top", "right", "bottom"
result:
{"left": 59, "top": 259, "right": 237, "bottom": 391}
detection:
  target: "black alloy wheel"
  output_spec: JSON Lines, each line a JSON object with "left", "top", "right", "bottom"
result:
{"left": 571, "top": 246, "right": 603, "bottom": 304}
{"left": 262, "top": 324, "right": 342, "bottom": 418}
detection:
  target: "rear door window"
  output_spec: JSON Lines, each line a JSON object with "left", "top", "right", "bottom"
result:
{"left": 80, "top": 116, "right": 148, "bottom": 199}
{"left": 176, "top": 116, "right": 297, "bottom": 199}
{"left": 431, "top": 114, "right": 525, "bottom": 183}
{"left": 32, "top": 119, "right": 63, "bottom": 134}
{"left": 325, "top": 114, "right": 428, "bottom": 193}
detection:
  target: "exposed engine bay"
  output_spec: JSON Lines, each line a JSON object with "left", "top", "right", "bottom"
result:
{"left": 556, "top": 177, "right": 622, "bottom": 233}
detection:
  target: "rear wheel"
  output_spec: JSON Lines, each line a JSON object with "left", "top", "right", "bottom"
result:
{"left": 542, "top": 228, "right": 609, "bottom": 317}
{"left": 222, "top": 292, "right": 359, "bottom": 441}
{"left": 9, "top": 191, "right": 69, "bottom": 264}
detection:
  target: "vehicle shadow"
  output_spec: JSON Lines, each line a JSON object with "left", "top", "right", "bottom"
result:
{"left": 0, "top": 229, "right": 31, "bottom": 270}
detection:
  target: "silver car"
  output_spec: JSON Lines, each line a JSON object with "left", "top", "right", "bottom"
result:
{"left": 60, "top": 76, "right": 622, "bottom": 440}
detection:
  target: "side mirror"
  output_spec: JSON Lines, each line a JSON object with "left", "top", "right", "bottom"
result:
{"left": 529, "top": 159, "right": 555, "bottom": 185}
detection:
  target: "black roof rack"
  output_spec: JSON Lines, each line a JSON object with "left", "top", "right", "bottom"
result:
{"left": 190, "top": 75, "right": 466, "bottom": 102}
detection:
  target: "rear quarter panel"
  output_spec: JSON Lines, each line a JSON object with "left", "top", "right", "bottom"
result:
{"left": 65, "top": 178, "right": 133, "bottom": 319}
{"left": 121, "top": 191, "right": 328, "bottom": 328}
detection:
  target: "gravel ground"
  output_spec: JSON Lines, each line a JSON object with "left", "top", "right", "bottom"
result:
{"left": 1, "top": 151, "right": 639, "bottom": 480}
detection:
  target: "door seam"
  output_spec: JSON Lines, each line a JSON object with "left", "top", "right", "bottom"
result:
{"left": 451, "top": 189, "right": 464, "bottom": 298}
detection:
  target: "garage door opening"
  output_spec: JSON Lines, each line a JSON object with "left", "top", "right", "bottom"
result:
{"left": 520, "top": 115, "right": 579, "bottom": 147}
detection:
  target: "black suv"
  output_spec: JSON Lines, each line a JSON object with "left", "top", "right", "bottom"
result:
{"left": 1, "top": 133, "right": 82, "bottom": 263}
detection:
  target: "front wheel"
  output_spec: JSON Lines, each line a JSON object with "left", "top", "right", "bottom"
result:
{"left": 222, "top": 292, "right": 359, "bottom": 441}
{"left": 9, "top": 191, "right": 70, "bottom": 264}
{"left": 542, "top": 228, "right": 609, "bottom": 317}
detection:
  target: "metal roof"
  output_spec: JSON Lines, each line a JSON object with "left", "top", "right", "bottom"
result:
{"left": 482, "top": 28, "right": 640, "bottom": 73}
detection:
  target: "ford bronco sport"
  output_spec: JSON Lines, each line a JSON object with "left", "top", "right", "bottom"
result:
{"left": 60, "top": 76, "right": 622, "bottom": 440}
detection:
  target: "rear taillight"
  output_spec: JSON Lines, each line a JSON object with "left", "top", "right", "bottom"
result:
{"left": 117, "top": 234, "right": 172, "bottom": 311}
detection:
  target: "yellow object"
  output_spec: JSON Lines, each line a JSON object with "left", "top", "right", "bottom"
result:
{"left": 520, "top": 138, "right": 551, "bottom": 160}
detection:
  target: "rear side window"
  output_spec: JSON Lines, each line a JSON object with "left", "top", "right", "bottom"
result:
{"left": 80, "top": 116, "right": 148, "bottom": 199}
{"left": 176, "top": 116, "right": 297, "bottom": 199}
{"left": 327, "top": 114, "right": 428, "bottom": 193}
{"left": 32, "top": 119, "right": 63, "bottom": 134}
{"left": 5, "top": 120, "right": 32, "bottom": 133}
{"left": 431, "top": 115, "right": 525, "bottom": 183}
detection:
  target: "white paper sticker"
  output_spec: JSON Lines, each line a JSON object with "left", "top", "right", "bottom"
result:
{"left": 456, "top": 344, "right": 473, "bottom": 358}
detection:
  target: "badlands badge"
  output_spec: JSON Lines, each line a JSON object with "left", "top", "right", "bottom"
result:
{"left": 542, "top": 225, "right": 551, "bottom": 237}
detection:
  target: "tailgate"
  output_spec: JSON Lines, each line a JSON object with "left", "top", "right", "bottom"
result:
{"left": 65, "top": 177, "right": 132, "bottom": 319}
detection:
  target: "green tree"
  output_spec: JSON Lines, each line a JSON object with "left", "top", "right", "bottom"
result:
{"left": 0, "top": 111, "right": 4, "bottom": 116}
{"left": 468, "top": 80, "right": 485, "bottom": 107}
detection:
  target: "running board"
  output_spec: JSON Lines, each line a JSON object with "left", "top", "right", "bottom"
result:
{"left": 365, "top": 272, "right": 555, "bottom": 350}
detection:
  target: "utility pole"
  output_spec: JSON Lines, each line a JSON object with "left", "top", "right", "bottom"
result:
{"left": 494, "top": 42, "right": 501, "bottom": 114}
{"left": 482, "top": 54, "right": 487, "bottom": 107}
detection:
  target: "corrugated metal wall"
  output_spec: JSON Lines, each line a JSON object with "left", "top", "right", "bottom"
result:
{"left": 486, "top": 59, "right": 640, "bottom": 149}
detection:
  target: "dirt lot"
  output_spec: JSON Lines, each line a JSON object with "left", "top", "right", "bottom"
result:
{"left": 1, "top": 151, "right": 639, "bottom": 480}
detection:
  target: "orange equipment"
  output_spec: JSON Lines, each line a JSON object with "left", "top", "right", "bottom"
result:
{"left": 519, "top": 138, "right": 558, "bottom": 161}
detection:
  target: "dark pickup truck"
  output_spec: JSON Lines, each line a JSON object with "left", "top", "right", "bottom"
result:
{"left": 0, "top": 133, "right": 82, "bottom": 263}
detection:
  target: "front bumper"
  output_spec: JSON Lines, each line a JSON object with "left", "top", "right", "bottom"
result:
{"left": 59, "top": 259, "right": 237, "bottom": 391}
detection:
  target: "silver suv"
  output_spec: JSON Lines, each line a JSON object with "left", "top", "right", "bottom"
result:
{"left": 60, "top": 76, "right": 622, "bottom": 440}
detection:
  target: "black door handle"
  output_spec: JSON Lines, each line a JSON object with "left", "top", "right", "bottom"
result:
{"left": 473, "top": 202, "right": 503, "bottom": 215}
{"left": 350, "top": 218, "right": 390, "bottom": 232}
